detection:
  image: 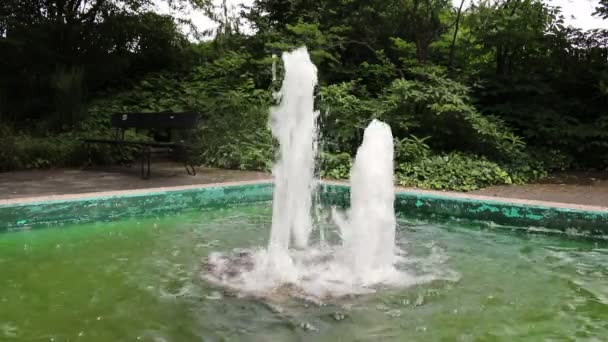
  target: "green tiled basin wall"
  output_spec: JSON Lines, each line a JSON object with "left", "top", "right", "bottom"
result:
{"left": 1, "top": 183, "right": 607, "bottom": 237}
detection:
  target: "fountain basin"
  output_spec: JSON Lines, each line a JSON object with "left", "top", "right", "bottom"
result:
{"left": 1, "top": 182, "right": 607, "bottom": 341}
{"left": 3, "top": 182, "right": 605, "bottom": 235}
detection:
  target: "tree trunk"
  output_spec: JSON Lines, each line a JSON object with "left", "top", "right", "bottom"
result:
{"left": 448, "top": 0, "right": 466, "bottom": 71}
{"left": 496, "top": 46, "right": 506, "bottom": 76}
{"left": 416, "top": 38, "right": 429, "bottom": 63}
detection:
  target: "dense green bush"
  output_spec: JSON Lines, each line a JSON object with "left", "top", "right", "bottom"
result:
{"left": 0, "top": 125, "right": 20, "bottom": 171}
{"left": 0, "top": 46, "right": 550, "bottom": 192}
{"left": 318, "top": 149, "right": 547, "bottom": 191}
{"left": 320, "top": 152, "right": 352, "bottom": 179}
{"left": 0, "top": 0, "right": 190, "bottom": 126}
{"left": 396, "top": 153, "right": 512, "bottom": 191}
{"left": 197, "top": 129, "right": 274, "bottom": 171}
{"left": 0, "top": 126, "right": 90, "bottom": 171}
{"left": 71, "top": 48, "right": 549, "bottom": 191}
{"left": 83, "top": 57, "right": 276, "bottom": 172}
{"left": 312, "top": 67, "right": 546, "bottom": 190}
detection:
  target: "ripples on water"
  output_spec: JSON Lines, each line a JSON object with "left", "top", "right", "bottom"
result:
{"left": 0, "top": 202, "right": 607, "bottom": 341}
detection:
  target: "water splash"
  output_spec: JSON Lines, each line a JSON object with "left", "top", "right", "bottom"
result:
{"left": 202, "top": 47, "right": 456, "bottom": 301}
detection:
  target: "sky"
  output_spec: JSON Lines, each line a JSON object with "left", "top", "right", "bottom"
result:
{"left": 156, "top": 0, "right": 608, "bottom": 39}
{"left": 537, "top": 0, "right": 606, "bottom": 30}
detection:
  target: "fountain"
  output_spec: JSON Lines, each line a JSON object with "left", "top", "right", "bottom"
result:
{"left": 268, "top": 46, "right": 318, "bottom": 255}
{"left": 203, "top": 46, "right": 452, "bottom": 300}
{"left": 333, "top": 119, "right": 398, "bottom": 285}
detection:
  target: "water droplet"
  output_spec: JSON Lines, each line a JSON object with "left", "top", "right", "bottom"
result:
{"left": 386, "top": 309, "right": 402, "bottom": 317}
{"left": 299, "top": 322, "right": 318, "bottom": 331}
{"left": 331, "top": 312, "right": 346, "bottom": 321}
{"left": 415, "top": 294, "right": 424, "bottom": 306}
{"left": 205, "top": 291, "right": 223, "bottom": 300}
{"left": 376, "top": 304, "right": 389, "bottom": 311}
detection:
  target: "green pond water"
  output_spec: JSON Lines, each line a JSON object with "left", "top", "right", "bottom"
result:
{"left": 1, "top": 202, "right": 607, "bottom": 341}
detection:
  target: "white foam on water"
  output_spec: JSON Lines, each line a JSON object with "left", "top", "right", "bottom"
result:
{"left": 202, "top": 47, "right": 457, "bottom": 301}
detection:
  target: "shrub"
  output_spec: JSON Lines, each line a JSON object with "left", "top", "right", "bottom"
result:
{"left": 396, "top": 153, "right": 513, "bottom": 191}
{"left": 0, "top": 49, "right": 546, "bottom": 192}
{"left": 320, "top": 152, "right": 352, "bottom": 179}
{"left": 0, "top": 125, "right": 21, "bottom": 171}
{"left": 394, "top": 135, "right": 431, "bottom": 163}
{"left": 84, "top": 66, "right": 275, "bottom": 172}
{"left": 0, "top": 126, "right": 90, "bottom": 171}
{"left": 198, "top": 130, "right": 274, "bottom": 171}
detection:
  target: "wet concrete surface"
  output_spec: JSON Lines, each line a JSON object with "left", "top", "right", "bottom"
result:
{"left": 0, "top": 162, "right": 270, "bottom": 200}
{"left": 470, "top": 171, "right": 608, "bottom": 207}
{"left": 0, "top": 166, "right": 606, "bottom": 207}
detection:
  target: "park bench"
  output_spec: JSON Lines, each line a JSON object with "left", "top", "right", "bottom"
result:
{"left": 83, "top": 112, "right": 201, "bottom": 179}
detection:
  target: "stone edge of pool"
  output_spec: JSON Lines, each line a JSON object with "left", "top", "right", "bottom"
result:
{"left": 1, "top": 181, "right": 607, "bottom": 237}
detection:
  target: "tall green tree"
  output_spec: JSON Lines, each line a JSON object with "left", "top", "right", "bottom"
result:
{"left": 595, "top": 0, "right": 608, "bottom": 19}
{"left": 0, "top": 0, "right": 204, "bottom": 127}
{"left": 459, "top": 1, "right": 608, "bottom": 168}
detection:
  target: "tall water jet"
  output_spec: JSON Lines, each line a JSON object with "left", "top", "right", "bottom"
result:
{"left": 336, "top": 119, "right": 397, "bottom": 284}
{"left": 268, "top": 47, "right": 319, "bottom": 254}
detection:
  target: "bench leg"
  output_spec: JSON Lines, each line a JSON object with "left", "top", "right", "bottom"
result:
{"left": 83, "top": 142, "right": 93, "bottom": 170}
{"left": 185, "top": 163, "right": 196, "bottom": 176}
{"left": 140, "top": 146, "right": 151, "bottom": 179}
{"left": 117, "top": 144, "right": 133, "bottom": 168}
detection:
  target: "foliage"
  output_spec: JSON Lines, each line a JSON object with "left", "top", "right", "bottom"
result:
{"left": 318, "top": 148, "right": 545, "bottom": 191}
{"left": 2, "top": 0, "right": 608, "bottom": 191}
{"left": 320, "top": 152, "right": 352, "bottom": 180}
{"left": 596, "top": 0, "right": 608, "bottom": 19}
{"left": 380, "top": 66, "right": 526, "bottom": 160}
{"left": 85, "top": 47, "right": 275, "bottom": 171}
{"left": 318, "top": 82, "right": 377, "bottom": 153}
{"left": 396, "top": 153, "right": 512, "bottom": 191}
{"left": 394, "top": 135, "right": 431, "bottom": 162}
{"left": 319, "top": 66, "right": 526, "bottom": 160}
{"left": 0, "top": 125, "right": 20, "bottom": 171}
{"left": 0, "top": 0, "right": 198, "bottom": 128}
{"left": 472, "top": 26, "right": 608, "bottom": 169}
{"left": 0, "top": 125, "right": 91, "bottom": 171}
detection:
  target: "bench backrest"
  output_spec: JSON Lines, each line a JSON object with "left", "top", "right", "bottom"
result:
{"left": 110, "top": 112, "right": 201, "bottom": 129}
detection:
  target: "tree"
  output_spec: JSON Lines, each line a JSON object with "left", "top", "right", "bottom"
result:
{"left": 0, "top": 0, "right": 201, "bottom": 126}
{"left": 448, "top": 0, "right": 466, "bottom": 70}
{"left": 2, "top": 0, "right": 608, "bottom": 175}
{"left": 595, "top": 0, "right": 608, "bottom": 19}
{"left": 398, "top": 0, "right": 451, "bottom": 63}
{"left": 465, "top": 0, "right": 557, "bottom": 77}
